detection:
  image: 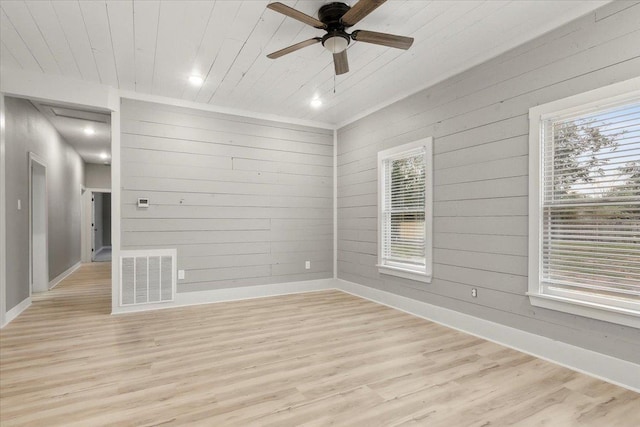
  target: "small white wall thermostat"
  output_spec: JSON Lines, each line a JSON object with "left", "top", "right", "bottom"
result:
{"left": 137, "top": 198, "right": 150, "bottom": 208}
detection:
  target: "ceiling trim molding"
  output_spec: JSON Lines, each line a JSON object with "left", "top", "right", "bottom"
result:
{"left": 0, "top": 67, "right": 335, "bottom": 130}
{"left": 118, "top": 89, "right": 336, "bottom": 131}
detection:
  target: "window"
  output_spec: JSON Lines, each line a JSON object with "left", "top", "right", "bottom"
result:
{"left": 378, "top": 137, "right": 433, "bottom": 283}
{"left": 529, "top": 77, "right": 640, "bottom": 328}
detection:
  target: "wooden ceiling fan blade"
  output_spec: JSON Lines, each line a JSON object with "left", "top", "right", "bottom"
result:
{"left": 333, "top": 50, "right": 349, "bottom": 75}
{"left": 267, "top": 38, "right": 322, "bottom": 59}
{"left": 341, "top": 0, "right": 387, "bottom": 27}
{"left": 267, "top": 2, "right": 326, "bottom": 29}
{"left": 351, "top": 30, "right": 414, "bottom": 50}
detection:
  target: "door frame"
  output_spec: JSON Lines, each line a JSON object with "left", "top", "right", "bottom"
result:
{"left": 81, "top": 187, "right": 111, "bottom": 263}
{"left": 0, "top": 94, "right": 7, "bottom": 325}
{"left": 91, "top": 192, "right": 96, "bottom": 261}
{"left": 28, "top": 152, "right": 48, "bottom": 295}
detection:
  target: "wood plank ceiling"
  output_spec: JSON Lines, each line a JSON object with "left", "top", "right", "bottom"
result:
{"left": 1, "top": 0, "right": 610, "bottom": 126}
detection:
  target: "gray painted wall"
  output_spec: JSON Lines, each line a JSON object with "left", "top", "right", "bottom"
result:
{"left": 85, "top": 164, "right": 111, "bottom": 189}
{"left": 337, "top": 2, "right": 640, "bottom": 363}
{"left": 121, "top": 99, "right": 333, "bottom": 292}
{"left": 4, "top": 97, "right": 84, "bottom": 310}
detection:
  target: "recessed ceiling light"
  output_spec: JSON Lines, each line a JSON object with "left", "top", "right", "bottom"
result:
{"left": 84, "top": 127, "right": 95, "bottom": 136}
{"left": 310, "top": 98, "right": 322, "bottom": 108}
{"left": 189, "top": 75, "right": 204, "bottom": 86}
{"left": 99, "top": 152, "right": 108, "bottom": 160}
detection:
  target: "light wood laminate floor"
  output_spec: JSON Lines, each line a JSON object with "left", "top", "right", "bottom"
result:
{"left": 1, "top": 263, "right": 638, "bottom": 426}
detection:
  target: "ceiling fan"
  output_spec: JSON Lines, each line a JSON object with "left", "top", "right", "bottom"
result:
{"left": 265, "top": 0, "right": 414, "bottom": 75}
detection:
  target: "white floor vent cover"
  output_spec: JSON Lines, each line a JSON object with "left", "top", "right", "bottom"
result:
{"left": 120, "top": 249, "right": 176, "bottom": 306}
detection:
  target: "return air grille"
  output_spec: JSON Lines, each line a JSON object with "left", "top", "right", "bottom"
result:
{"left": 120, "top": 249, "right": 176, "bottom": 306}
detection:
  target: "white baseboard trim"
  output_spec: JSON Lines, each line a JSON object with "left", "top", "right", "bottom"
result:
{"left": 335, "top": 279, "right": 640, "bottom": 393}
{"left": 1, "top": 297, "right": 31, "bottom": 328}
{"left": 107, "top": 274, "right": 639, "bottom": 392}
{"left": 49, "top": 261, "right": 82, "bottom": 290}
{"left": 111, "top": 278, "right": 336, "bottom": 315}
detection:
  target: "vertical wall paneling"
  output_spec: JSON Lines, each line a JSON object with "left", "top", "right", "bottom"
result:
{"left": 181, "top": 0, "right": 241, "bottom": 102}
{"left": 0, "top": 8, "right": 41, "bottom": 72}
{"left": 132, "top": 0, "right": 160, "bottom": 94}
{"left": 336, "top": 3, "right": 640, "bottom": 363}
{"left": 0, "top": 1, "right": 59, "bottom": 75}
{"left": 105, "top": 0, "right": 135, "bottom": 91}
{"left": 79, "top": 1, "right": 120, "bottom": 88}
{"left": 49, "top": 1, "right": 101, "bottom": 83}
{"left": 23, "top": 0, "right": 81, "bottom": 78}
{"left": 151, "top": 1, "right": 215, "bottom": 99}
{"left": 120, "top": 99, "right": 333, "bottom": 294}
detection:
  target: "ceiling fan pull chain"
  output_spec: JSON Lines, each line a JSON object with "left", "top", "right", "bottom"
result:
{"left": 334, "top": 73, "right": 336, "bottom": 94}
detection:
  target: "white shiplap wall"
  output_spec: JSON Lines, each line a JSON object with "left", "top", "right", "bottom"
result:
{"left": 121, "top": 99, "right": 333, "bottom": 293}
{"left": 337, "top": 2, "right": 640, "bottom": 363}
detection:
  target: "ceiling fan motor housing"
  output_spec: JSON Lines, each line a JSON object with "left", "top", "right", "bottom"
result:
{"left": 318, "top": 2, "right": 351, "bottom": 27}
{"left": 319, "top": 2, "right": 352, "bottom": 51}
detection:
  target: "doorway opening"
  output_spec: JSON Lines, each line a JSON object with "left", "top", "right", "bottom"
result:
{"left": 29, "top": 153, "right": 48, "bottom": 294}
{"left": 92, "top": 191, "right": 112, "bottom": 262}
{"left": 82, "top": 188, "right": 112, "bottom": 263}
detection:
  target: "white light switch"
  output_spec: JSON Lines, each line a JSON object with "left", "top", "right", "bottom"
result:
{"left": 305, "top": 261, "right": 311, "bottom": 270}
{"left": 178, "top": 270, "right": 185, "bottom": 280}
{"left": 17, "top": 199, "right": 21, "bottom": 210}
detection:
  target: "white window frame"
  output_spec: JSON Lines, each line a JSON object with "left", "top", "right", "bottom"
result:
{"left": 528, "top": 76, "right": 640, "bottom": 329}
{"left": 377, "top": 137, "right": 433, "bottom": 283}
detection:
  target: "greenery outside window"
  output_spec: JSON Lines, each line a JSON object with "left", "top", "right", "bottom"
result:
{"left": 528, "top": 77, "right": 640, "bottom": 328}
{"left": 378, "top": 138, "right": 433, "bottom": 283}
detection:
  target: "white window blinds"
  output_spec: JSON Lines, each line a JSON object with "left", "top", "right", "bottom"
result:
{"left": 542, "top": 101, "right": 640, "bottom": 304}
{"left": 381, "top": 148, "right": 426, "bottom": 271}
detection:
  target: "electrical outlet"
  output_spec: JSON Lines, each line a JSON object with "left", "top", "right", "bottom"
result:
{"left": 305, "top": 261, "right": 311, "bottom": 270}
{"left": 471, "top": 288, "right": 478, "bottom": 298}
{"left": 178, "top": 270, "right": 185, "bottom": 280}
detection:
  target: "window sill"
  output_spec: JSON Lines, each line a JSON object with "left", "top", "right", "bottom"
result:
{"left": 527, "top": 292, "right": 640, "bottom": 329}
{"left": 378, "top": 265, "right": 432, "bottom": 283}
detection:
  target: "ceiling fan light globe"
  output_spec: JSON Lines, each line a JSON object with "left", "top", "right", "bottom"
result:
{"left": 323, "top": 35, "right": 349, "bottom": 54}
